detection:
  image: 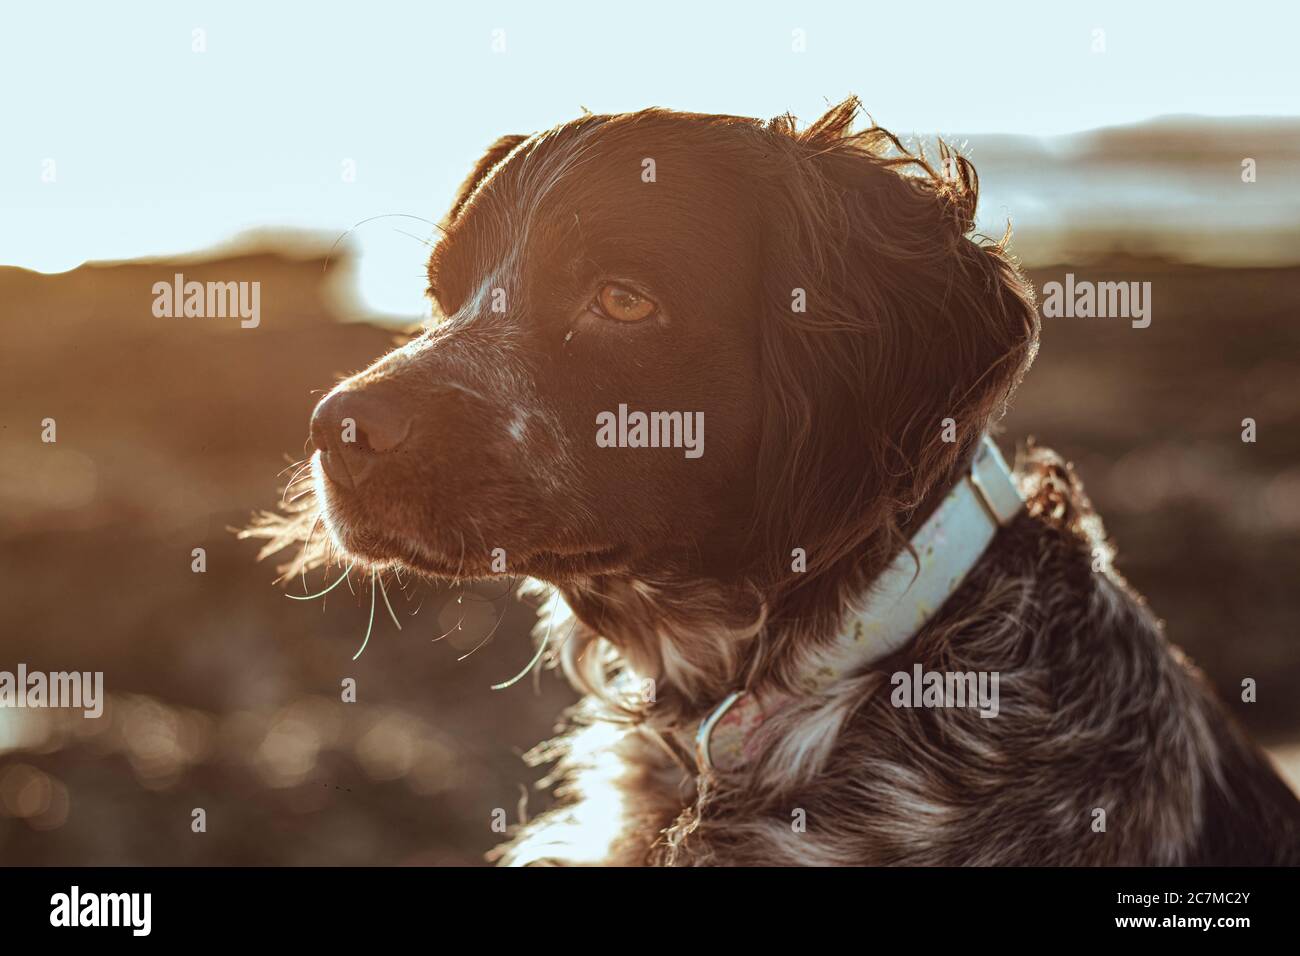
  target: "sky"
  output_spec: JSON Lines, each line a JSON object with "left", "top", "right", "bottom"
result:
{"left": 2, "top": 0, "right": 1297, "bottom": 317}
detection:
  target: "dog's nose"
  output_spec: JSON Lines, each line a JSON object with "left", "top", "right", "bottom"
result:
{"left": 310, "top": 389, "right": 412, "bottom": 488}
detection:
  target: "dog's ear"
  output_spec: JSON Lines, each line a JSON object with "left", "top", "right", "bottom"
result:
{"left": 752, "top": 97, "right": 1039, "bottom": 595}
{"left": 446, "top": 134, "right": 528, "bottom": 222}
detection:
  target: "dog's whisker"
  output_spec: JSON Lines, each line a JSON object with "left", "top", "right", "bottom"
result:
{"left": 282, "top": 477, "right": 313, "bottom": 501}
{"left": 323, "top": 212, "right": 445, "bottom": 276}
{"left": 460, "top": 582, "right": 517, "bottom": 605}
{"left": 283, "top": 466, "right": 313, "bottom": 489}
{"left": 275, "top": 457, "right": 310, "bottom": 480}
{"left": 453, "top": 528, "right": 467, "bottom": 585}
{"left": 392, "top": 227, "right": 435, "bottom": 248}
{"left": 377, "top": 572, "right": 402, "bottom": 632}
{"left": 351, "top": 569, "right": 379, "bottom": 661}
{"left": 300, "top": 514, "right": 324, "bottom": 593}
{"left": 432, "top": 611, "right": 465, "bottom": 643}
{"left": 280, "top": 462, "right": 313, "bottom": 501}
{"left": 287, "top": 562, "right": 354, "bottom": 601}
{"left": 491, "top": 589, "right": 563, "bottom": 690}
{"left": 466, "top": 574, "right": 524, "bottom": 603}
{"left": 455, "top": 602, "right": 509, "bottom": 662}
{"left": 490, "top": 635, "right": 551, "bottom": 691}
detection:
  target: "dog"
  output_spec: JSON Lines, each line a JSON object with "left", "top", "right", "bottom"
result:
{"left": 249, "top": 97, "right": 1300, "bottom": 865}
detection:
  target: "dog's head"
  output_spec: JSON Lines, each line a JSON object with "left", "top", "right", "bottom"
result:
{"left": 306, "top": 98, "right": 1038, "bottom": 607}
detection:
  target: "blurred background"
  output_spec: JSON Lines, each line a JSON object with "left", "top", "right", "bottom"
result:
{"left": 1, "top": 1, "right": 1297, "bottom": 864}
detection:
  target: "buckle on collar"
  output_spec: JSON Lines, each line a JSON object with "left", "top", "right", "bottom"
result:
{"left": 694, "top": 690, "right": 748, "bottom": 773}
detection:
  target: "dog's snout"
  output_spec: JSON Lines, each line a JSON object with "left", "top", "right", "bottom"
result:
{"left": 310, "top": 389, "right": 412, "bottom": 488}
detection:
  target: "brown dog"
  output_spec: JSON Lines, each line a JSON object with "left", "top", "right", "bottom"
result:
{"left": 252, "top": 98, "right": 1300, "bottom": 865}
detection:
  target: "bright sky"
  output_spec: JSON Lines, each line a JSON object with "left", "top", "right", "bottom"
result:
{"left": 2, "top": 0, "right": 1296, "bottom": 316}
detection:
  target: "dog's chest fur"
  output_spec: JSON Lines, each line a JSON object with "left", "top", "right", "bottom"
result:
{"left": 498, "top": 448, "right": 1300, "bottom": 866}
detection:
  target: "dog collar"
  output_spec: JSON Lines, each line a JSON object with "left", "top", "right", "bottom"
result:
{"left": 694, "top": 436, "right": 1024, "bottom": 773}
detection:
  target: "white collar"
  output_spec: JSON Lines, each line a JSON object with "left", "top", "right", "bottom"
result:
{"left": 694, "top": 436, "right": 1024, "bottom": 773}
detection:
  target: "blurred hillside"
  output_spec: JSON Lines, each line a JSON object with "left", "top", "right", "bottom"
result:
{"left": 964, "top": 115, "right": 1300, "bottom": 269}
{"left": 0, "top": 240, "right": 1298, "bottom": 864}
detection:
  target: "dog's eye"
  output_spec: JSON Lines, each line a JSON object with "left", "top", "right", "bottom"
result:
{"left": 593, "top": 283, "right": 657, "bottom": 323}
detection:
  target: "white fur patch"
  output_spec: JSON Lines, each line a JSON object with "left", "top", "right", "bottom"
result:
{"left": 508, "top": 410, "right": 527, "bottom": 442}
